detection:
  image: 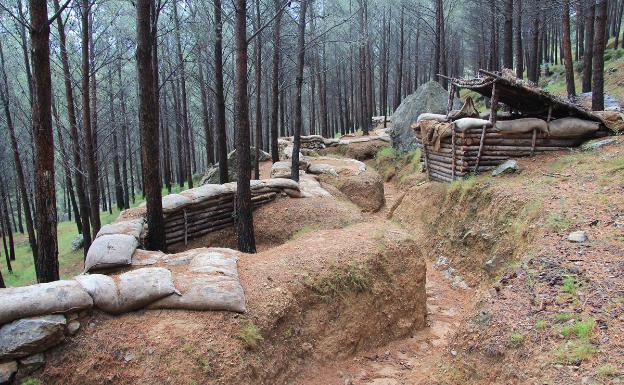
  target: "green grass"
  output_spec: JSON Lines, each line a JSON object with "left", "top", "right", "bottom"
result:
{"left": 596, "top": 364, "right": 618, "bottom": 378}
{"left": 19, "top": 379, "right": 41, "bottom": 385}
{"left": 559, "top": 319, "right": 595, "bottom": 340}
{"left": 554, "top": 312, "right": 577, "bottom": 323}
{"left": 239, "top": 321, "right": 263, "bottom": 349}
{"left": 1, "top": 182, "right": 195, "bottom": 287}
{"left": 302, "top": 262, "right": 372, "bottom": 302}
{"left": 508, "top": 332, "right": 525, "bottom": 348}
{"left": 554, "top": 340, "right": 596, "bottom": 365}
{"left": 546, "top": 212, "right": 574, "bottom": 232}
{"left": 561, "top": 275, "right": 580, "bottom": 296}
{"left": 535, "top": 319, "right": 548, "bottom": 331}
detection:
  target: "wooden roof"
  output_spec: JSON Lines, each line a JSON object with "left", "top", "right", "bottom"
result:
{"left": 451, "top": 69, "right": 601, "bottom": 122}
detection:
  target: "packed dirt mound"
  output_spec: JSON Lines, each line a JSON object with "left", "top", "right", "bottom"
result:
{"left": 320, "top": 170, "right": 385, "bottom": 213}
{"left": 35, "top": 222, "right": 426, "bottom": 385}
{"left": 169, "top": 196, "right": 363, "bottom": 252}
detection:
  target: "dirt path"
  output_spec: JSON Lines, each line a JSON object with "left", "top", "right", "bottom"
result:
{"left": 295, "top": 179, "right": 475, "bottom": 385}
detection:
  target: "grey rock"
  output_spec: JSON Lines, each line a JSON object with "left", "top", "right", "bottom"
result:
{"left": 0, "top": 315, "right": 66, "bottom": 360}
{"left": 484, "top": 258, "right": 496, "bottom": 271}
{"left": 0, "top": 361, "right": 17, "bottom": 385}
{"left": 568, "top": 231, "right": 588, "bottom": 243}
{"left": 581, "top": 138, "right": 616, "bottom": 151}
{"left": 390, "top": 81, "right": 459, "bottom": 153}
{"left": 124, "top": 352, "right": 134, "bottom": 362}
{"left": 19, "top": 353, "right": 46, "bottom": 374}
{"left": 433, "top": 256, "right": 449, "bottom": 270}
{"left": 67, "top": 320, "right": 81, "bottom": 336}
{"left": 70, "top": 234, "right": 84, "bottom": 251}
{"left": 200, "top": 147, "right": 270, "bottom": 185}
{"left": 492, "top": 159, "right": 519, "bottom": 177}
{"left": 577, "top": 92, "right": 621, "bottom": 111}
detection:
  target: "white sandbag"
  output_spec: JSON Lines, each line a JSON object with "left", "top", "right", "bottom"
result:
{"left": 75, "top": 268, "right": 176, "bottom": 314}
{"left": 323, "top": 138, "right": 340, "bottom": 146}
{"left": 0, "top": 281, "right": 93, "bottom": 325}
{"left": 283, "top": 188, "right": 304, "bottom": 198}
{"left": 148, "top": 274, "right": 246, "bottom": 313}
{"left": 180, "top": 184, "right": 234, "bottom": 204}
{"left": 96, "top": 218, "right": 144, "bottom": 240}
{"left": 262, "top": 178, "right": 300, "bottom": 191}
{"left": 495, "top": 118, "right": 548, "bottom": 134}
{"left": 161, "top": 193, "right": 192, "bottom": 213}
{"left": 548, "top": 118, "right": 600, "bottom": 137}
{"left": 417, "top": 113, "right": 448, "bottom": 123}
{"left": 188, "top": 248, "right": 239, "bottom": 278}
{"left": 270, "top": 161, "right": 292, "bottom": 179}
{"left": 84, "top": 234, "right": 139, "bottom": 272}
{"left": 308, "top": 163, "right": 338, "bottom": 176}
{"left": 131, "top": 249, "right": 166, "bottom": 266}
{"left": 453, "top": 118, "right": 492, "bottom": 132}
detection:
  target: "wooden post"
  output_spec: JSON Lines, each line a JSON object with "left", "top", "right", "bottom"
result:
{"left": 422, "top": 144, "right": 432, "bottom": 180}
{"left": 451, "top": 124, "right": 456, "bottom": 180}
{"left": 447, "top": 83, "right": 455, "bottom": 116}
{"left": 474, "top": 124, "right": 487, "bottom": 172}
{"left": 183, "top": 209, "right": 188, "bottom": 246}
{"left": 490, "top": 80, "right": 499, "bottom": 126}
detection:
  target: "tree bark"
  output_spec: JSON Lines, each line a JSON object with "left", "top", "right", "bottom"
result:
{"left": 197, "top": 45, "right": 214, "bottom": 167}
{"left": 503, "top": 0, "right": 514, "bottom": 69}
{"left": 234, "top": 0, "right": 256, "bottom": 253}
{"left": 270, "top": 0, "right": 282, "bottom": 162}
{"left": 214, "top": 0, "right": 229, "bottom": 183}
{"left": 81, "top": 0, "right": 101, "bottom": 238}
{"left": 30, "top": 0, "right": 59, "bottom": 282}
{"left": 592, "top": 0, "right": 608, "bottom": 111}
{"left": 562, "top": 0, "right": 576, "bottom": 99}
{"left": 583, "top": 2, "right": 596, "bottom": 93}
{"left": 253, "top": 0, "right": 263, "bottom": 179}
{"left": 291, "top": 0, "right": 307, "bottom": 182}
{"left": 137, "top": 0, "right": 166, "bottom": 251}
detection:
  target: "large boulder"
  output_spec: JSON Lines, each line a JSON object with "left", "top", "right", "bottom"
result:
{"left": 390, "top": 81, "right": 455, "bottom": 153}
{"left": 0, "top": 315, "right": 66, "bottom": 360}
{"left": 200, "top": 147, "right": 270, "bottom": 185}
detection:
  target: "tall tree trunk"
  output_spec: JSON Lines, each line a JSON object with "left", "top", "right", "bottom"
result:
{"left": 291, "top": 0, "right": 307, "bottom": 182}
{"left": 583, "top": 2, "right": 596, "bottom": 93}
{"left": 592, "top": 0, "right": 608, "bottom": 111}
{"left": 562, "top": 0, "right": 576, "bottom": 99}
{"left": 234, "top": 0, "right": 256, "bottom": 253}
{"left": 81, "top": 0, "right": 101, "bottom": 238}
{"left": 214, "top": 0, "right": 229, "bottom": 183}
{"left": 503, "top": 0, "right": 514, "bottom": 69}
{"left": 53, "top": 0, "right": 92, "bottom": 254}
{"left": 0, "top": 183, "right": 15, "bottom": 262}
{"left": 0, "top": 41, "right": 38, "bottom": 259}
{"left": 30, "top": 0, "right": 59, "bottom": 282}
{"left": 137, "top": 0, "right": 166, "bottom": 251}
{"left": 197, "top": 46, "right": 214, "bottom": 167}
{"left": 253, "top": 0, "right": 263, "bottom": 179}
{"left": 438, "top": 0, "right": 448, "bottom": 87}
{"left": 109, "top": 73, "right": 125, "bottom": 211}
{"left": 395, "top": 6, "right": 404, "bottom": 110}
{"left": 118, "top": 59, "right": 131, "bottom": 209}
{"left": 270, "top": 0, "right": 282, "bottom": 162}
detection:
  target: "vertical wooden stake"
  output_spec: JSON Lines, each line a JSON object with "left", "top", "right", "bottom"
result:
{"left": 475, "top": 124, "right": 487, "bottom": 172}
{"left": 447, "top": 83, "right": 455, "bottom": 116}
{"left": 451, "top": 124, "right": 456, "bottom": 180}
{"left": 490, "top": 81, "right": 499, "bottom": 126}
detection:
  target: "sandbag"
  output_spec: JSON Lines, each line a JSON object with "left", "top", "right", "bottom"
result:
{"left": 593, "top": 111, "right": 624, "bottom": 132}
{"left": 148, "top": 274, "right": 246, "bottom": 313}
{"left": 548, "top": 118, "right": 600, "bottom": 138}
{"left": 188, "top": 248, "right": 239, "bottom": 278}
{"left": 131, "top": 249, "right": 166, "bottom": 266}
{"left": 0, "top": 281, "right": 93, "bottom": 325}
{"left": 162, "top": 194, "right": 192, "bottom": 213}
{"left": 84, "top": 234, "right": 138, "bottom": 272}
{"left": 416, "top": 113, "right": 448, "bottom": 123}
{"left": 447, "top": 96, "right": 479, "bottom": 120}
{"left": 262, "top": 178, "right": 300, "bottom": 191}
{"left": 495, "top": 118, "right": 548, "bottom": 134}
{"left": 96, "top": 218, "right": 144, "bottom": 240}
{"left": 180, "top": 184, "right": 234, "bottom": 204}
{"left": 75, "top": 268, "right": 176, "bottom": 314}
{"left": 270, "top": 161, "right": 292, "bottom": 179}
{"left": 453, "top": 118, "right": 492, "bottom": 132}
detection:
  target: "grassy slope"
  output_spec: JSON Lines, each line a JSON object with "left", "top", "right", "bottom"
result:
{"left": 1, "top": 182, "right": 193, "bottom": 287}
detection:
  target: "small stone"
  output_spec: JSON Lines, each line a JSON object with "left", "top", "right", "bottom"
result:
{"left": 19, "top": 353, "right": 45, "bottom": 375}
{"left": 67, "top": 320, "right": 81, "bottom": 336}
{"left": 0, "top": 315, "right": 66, "bottom": 360}
{"left": 433, "top": 256, "right": 449, "bottom": 270}
{"left": 484, "top": 258, "right": 496, "bottom": 271}
{"left": 124, "top": 352, "right": 134, "bottom": 362}
{"left": 568, "top": 231, "right": 588, "bottom": 243}
{"left": 146, "top": 347, "right": 155, "bottom": 355}
{"left": 301, "top": 342, "right": 313, "bottom": 353}
{"left": 492, "top": 160, "right": 519, "bottom": 177}
{"left": 581, "top": 138, "right": 616, "bottom": 151}
{"left": 71, "top": 234, "right": 84, "bottom": 251}
{"left": 450, "top": 350, "right": 457, "bottom": 357}
{"left": 0, "top": 361, "right": 17, "bottom": 385}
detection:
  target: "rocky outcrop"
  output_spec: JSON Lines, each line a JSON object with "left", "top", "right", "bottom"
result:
{"left": 200, "top": 147, "right": 270, "bottom": 185}
{"left": 0, "top": 315, "right": 66, "bottom": 359}
{"left": 391, "top": 81, "right": 456, "bottom": 153}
